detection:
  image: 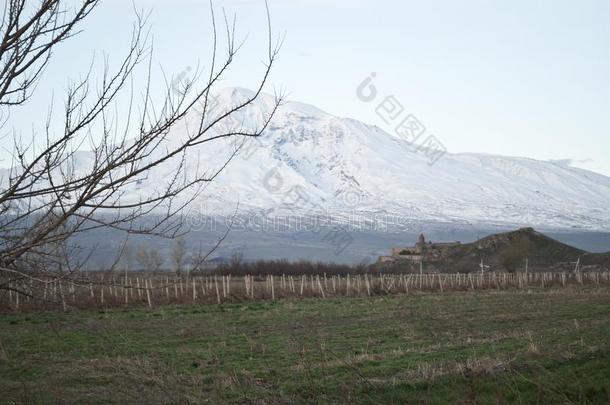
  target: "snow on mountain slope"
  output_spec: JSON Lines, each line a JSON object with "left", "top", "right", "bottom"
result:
{"left": 6, "top": 87, "right": 610, "bottom": 230}
{"left": 140, "top": 86, "right": 607, "bottom": 231}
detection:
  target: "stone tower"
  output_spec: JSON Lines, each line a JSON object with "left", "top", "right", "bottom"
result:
{"left": 417, "top": 233, "right": 426, "bottom": 246}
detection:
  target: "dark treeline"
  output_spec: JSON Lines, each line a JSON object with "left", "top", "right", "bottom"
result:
{"left": 204, "top": 259, "right": 533, "bottom": 276}
{"left": 209, "top": 259, "right": 378, "bottom": 276}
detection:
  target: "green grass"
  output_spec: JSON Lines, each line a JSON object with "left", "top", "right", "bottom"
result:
{"left": 1, "top": 287, "right": 609, "bottom": 404}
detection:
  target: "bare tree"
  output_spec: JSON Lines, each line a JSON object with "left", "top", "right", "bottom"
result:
{"left": 136, "top": 246, "right": 162, "bottom": 272}
{"left": 0, "top": 1, "right": 282, "bottom": 300}
{"left": 0, "top": 1, "right": 98, "bottom": 109}
{"left": 135, "top": 246, "right": 149, "bottom": 271}
{"left": 171, "top": 237, "right": 186, "bottom": 276}
{"left": 230, "top": 250, "right": 243, "bottom": 267}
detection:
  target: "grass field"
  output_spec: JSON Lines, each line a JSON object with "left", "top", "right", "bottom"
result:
{"left": 1, "top": 286, "right": 609, "bottom": 404}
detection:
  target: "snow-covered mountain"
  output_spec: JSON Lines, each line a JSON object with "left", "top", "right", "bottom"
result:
{"left": 30, "top": 87, "right": 610, "bottom": 231}
{"left": 132, "top": 87, "right": 607, "bottom": 231}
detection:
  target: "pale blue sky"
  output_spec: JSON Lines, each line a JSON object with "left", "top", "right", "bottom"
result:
{"left": 7, "top": 0, "right": 610, "bottom": 175}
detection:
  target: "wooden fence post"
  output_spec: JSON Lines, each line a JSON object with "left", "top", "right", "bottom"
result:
{"left": 145, "top": 279, "right": 152, "bottom": 309}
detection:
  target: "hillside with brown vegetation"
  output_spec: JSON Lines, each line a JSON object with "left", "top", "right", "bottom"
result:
{"left": 383, "top": 228, "right": 609, "bottom": 273}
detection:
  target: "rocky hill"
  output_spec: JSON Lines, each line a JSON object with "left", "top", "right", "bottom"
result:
{"left": 381, "top": 228, "right": 609, "bottom": 272}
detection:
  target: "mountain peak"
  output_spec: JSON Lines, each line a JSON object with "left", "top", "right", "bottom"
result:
{"left": 217, "top": 86, "right": 258, "bottom": 100}
{"left": 97, "top": 89, "right": 610, "bottom": 231}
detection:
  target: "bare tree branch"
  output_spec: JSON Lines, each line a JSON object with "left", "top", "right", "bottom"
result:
{"left": 0, "top": 0, "right": 283, "bottom": 301}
